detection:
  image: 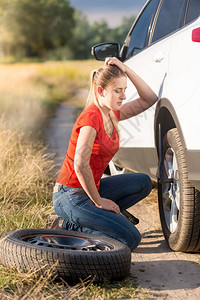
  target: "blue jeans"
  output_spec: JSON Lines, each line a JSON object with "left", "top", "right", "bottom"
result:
{"left": 53, "top": 173, "right": 152, "bottom": 251}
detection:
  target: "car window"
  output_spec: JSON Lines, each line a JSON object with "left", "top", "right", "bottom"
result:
{"left": 151, "top": 0, "right": 188, "bottom": 44}
{"left": 186, "top": 0, "right": 200, "bottom": 24}
{"left": 125, "top": 0, "right": 159, "bottom": 59}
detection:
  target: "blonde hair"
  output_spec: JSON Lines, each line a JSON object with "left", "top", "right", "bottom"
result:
{"left": 86, "top": 64, "right": 126, "bottom": 138}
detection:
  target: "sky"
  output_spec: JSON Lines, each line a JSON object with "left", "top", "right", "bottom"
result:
{"left": 69, "top": 0, "right": 147, "bottom": 27}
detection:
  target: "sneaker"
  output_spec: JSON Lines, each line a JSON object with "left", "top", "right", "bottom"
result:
{"left": 46, "top": 215, "right": 63, "bottom": 229}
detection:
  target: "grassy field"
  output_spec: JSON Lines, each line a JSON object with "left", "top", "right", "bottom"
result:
{"left": 0, "top": 60, "right": 102, "bottom": 235}
{"left": 0, "top": 60, "right": 154, "bottom": 299}
{"left": 0, "top": 60, "right": 102, "bottom": 135}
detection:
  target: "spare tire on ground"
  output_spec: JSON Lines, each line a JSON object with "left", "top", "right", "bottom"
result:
{"left": 0, "top": 229, "right": 131, "bottom": 283}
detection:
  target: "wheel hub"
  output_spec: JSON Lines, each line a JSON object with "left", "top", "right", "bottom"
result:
{"left": 22, "top": 234, "right": 113, "bottom": 251}
{"left": 162, "top": 148, "right": 180, "bottom": 233}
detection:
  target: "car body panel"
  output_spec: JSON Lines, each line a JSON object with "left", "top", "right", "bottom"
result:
{"left": 117, "top": 6, "right": 200, "bottom": 188}
{"left": 119, "top": 33, "right": 172, "bottom": 148}
{"left": 93, "top": 0, "right": 200, "bottom": 190}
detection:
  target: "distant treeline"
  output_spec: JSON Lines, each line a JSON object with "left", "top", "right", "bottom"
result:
{"left": 0, "top": 0, "right": 136, "bottom": 60}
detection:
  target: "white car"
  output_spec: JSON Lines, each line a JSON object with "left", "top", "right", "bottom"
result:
{"left": 92, "top": 0, "right": 200, "bottom": 253}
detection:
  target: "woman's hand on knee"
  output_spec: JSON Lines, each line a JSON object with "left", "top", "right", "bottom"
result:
{"left": 95, "top": 198, "right": 120, "bottom": 214}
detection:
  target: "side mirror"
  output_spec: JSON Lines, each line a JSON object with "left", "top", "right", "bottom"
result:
{"left": 91, "top": 43, "right": 120, "bottom": 61}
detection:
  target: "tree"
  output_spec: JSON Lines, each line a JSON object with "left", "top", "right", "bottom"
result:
{"left": 0, "top": 0, "right": 136, "bottom": 60}
{"left": 91, "top": 20, "right": 112, "bottom": 46}
{"left": 111, "top": 15, "right": 136, "bottom": 46}
{"left": 68, "top": 14, "right": 137, "bottom": 60}
{"left": 0, "top": 0, "right": 75, "bottom": 58}
{"left": 69, "top": 10, "right": 93, "bottom": 59}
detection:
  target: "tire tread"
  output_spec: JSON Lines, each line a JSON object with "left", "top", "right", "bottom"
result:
{"left": 158, "top": 128, "right": 200, "bottom": 252}
{"left": 0, "top": 229, "right": 131, "bottom": 282}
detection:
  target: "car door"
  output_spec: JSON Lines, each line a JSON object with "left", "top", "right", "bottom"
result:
{"left": 115, "top": 0, "right": 188, "bottom": 179}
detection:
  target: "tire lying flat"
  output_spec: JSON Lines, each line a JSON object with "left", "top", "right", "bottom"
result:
{"left": 0, "top": 229, "right": 131, "bottom": 283}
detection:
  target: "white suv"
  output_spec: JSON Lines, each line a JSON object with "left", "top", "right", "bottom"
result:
{"left": 92, "top": 0, "right": 200, "bottom": 253}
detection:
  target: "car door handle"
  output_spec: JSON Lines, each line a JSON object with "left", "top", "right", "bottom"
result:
{"left": 153, "top": 51, "right": 165, "bottom": 63}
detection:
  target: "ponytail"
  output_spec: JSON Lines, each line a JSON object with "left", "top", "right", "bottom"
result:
{"left": 86, "top": 69, "right": 98, "bottom": 107}
{"left": 86, "top": 65, "right": 126, "bottom": 139}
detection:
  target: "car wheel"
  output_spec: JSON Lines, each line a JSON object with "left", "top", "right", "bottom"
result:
{"left": 0, "top": 229, "right": 131, "bottom": 283}
{"left": 158, "top": 128, "right": 200, "bottom": 252}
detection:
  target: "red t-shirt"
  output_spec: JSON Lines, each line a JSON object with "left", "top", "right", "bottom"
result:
{"left": 56, "top": 103, "right": 120, "bottom": 189}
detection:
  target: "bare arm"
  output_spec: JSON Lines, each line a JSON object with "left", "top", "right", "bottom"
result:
{"left": 105, "top": 57, "right": 158, "bottom": 121}
{"left": 74, "top": 126, "right": 120, "bottom": 213}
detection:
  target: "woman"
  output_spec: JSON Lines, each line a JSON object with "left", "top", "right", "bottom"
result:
{"left": 50, "top": 57, "right": 158, "bottom": 251}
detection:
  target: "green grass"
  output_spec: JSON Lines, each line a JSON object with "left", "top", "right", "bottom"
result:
{"left": 81, "top": 279, "right": 137, "bottom": 299}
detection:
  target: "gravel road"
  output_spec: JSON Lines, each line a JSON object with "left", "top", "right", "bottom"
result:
{"left": 46, "top": 102, "right": 200, "bottom": 300}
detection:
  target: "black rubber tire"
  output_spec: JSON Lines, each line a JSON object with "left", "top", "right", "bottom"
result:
{"left": 0, "top": 229, "right": 131, "bottom": 283}
{"left": 158, "top": 128, "right": 200, "bottom": 252}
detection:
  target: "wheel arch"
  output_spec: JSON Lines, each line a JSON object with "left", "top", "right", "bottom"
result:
{"left": 154, "top": 98, "right": 186, "bottom": 157}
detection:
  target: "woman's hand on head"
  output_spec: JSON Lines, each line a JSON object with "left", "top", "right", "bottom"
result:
{"left": 95, "top": 197, "right": 120, "bottom": 214}
{"left": 105, "top": 57, "right": 126, "bottom": 73}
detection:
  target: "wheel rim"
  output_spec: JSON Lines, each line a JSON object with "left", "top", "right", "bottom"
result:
{"left": 22, "top": 234, "right": 113, "bottom": 251}
{"left": 162, "top": 147, "right": 180, "bottom": 233}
